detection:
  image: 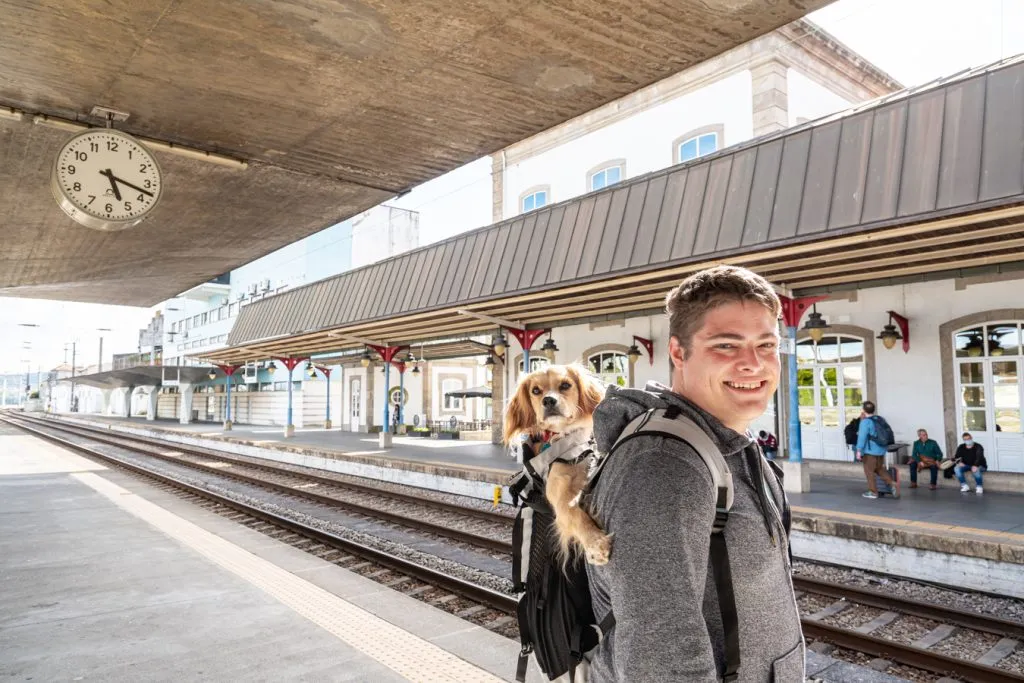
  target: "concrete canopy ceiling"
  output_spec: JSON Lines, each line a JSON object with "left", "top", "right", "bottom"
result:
{"left": 0, "top": 0, "right": 830, "bottom": 307}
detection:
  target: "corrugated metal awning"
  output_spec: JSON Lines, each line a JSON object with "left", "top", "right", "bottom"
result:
{"left": 203, "top": 55, "right": 1024, "bottom": 365}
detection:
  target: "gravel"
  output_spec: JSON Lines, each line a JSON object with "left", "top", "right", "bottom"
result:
{"left": 929, "top": 628, "right": 1000, "bottom": 659}
{"left": 794, "top": 560, "right": 1024, "bottom": 624}
{"left": 822, "top": 604, "right": 883, "bottom": 630}
{"left": 873, "top": 616, "right": 940, "bottom": 646}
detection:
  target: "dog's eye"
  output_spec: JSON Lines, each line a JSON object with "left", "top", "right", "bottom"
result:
{"left": 559, "top": 382, "right": 572, "bottom": 391}
{"left": 531, "top": 387, "right": 542, "bottom": 396}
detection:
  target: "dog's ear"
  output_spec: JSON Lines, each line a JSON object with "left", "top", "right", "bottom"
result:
{"left": 503, "top": 376, "right": 538, "bottom": 444}
{"left": 567, "top": 363, "right": 606, "bottom": 416}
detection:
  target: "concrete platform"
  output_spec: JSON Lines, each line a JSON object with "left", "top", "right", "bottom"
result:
{"left": 0, "top": 421, "right": 530, "bottom": 683}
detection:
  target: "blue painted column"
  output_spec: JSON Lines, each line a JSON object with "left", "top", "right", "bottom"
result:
{"left": 286, "top": 364, "right": 295, "bottom": 436}
{"left": 523, "top": 348, "right": 529, "bottom": 372}
{"left": 325, "top": 370, "right": 331, "bottom": 425}
{"left": 225, "top": 373, "right": 232, "bottom": 424}
{"left": 786, "top": 325, "right": 802, "bottom": 463}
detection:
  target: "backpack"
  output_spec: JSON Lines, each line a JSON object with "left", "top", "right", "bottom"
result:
{"left": 843, "top": 417, "right": 860, "bottom": 446}
{"left": 867, "top": 415, "right": 895, "bottom": 448}
{"left": 509, "top": 406, "right": 759, "bottom": 683}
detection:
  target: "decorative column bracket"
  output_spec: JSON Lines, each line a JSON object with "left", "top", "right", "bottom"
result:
{"left": 365, "top": 344, "right": 406, "bottom": 367}
{"left": 779, "top": 295, "right": 828, "bottom": 329}
{"left": 215, "top": 363, "right": 241, "bottom": 377}
{"left": 887, "top": 311, "right": 911, "bottom": 353}
{"left": 506, "top": 328, "right": 550, "bottom": 353}
{"left": 633, "top": 336, "right": 654, "bottom": 366}
{"left": 274, "top": 357, "right": 306, "bottom": 372}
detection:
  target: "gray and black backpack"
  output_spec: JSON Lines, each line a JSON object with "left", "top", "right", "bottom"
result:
{"left": 509, "top": 405, "right": 780, "bottom": 683}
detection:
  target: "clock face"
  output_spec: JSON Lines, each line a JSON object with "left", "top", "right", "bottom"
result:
{"left": 51, "top": 129, "right": 163, "bottom": 230}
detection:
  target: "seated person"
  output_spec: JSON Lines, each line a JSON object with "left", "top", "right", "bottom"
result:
{"left": 910, "top": 428, "right": 942, "bottom": 489}
{"left": 757, "top": 430, "right": 778, "bottom": 459}
{"left": 954, "top": 432, "right": 987, "bottom": 494}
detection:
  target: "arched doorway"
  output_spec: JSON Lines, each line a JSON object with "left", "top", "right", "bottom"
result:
{"left": 796, "top": 333, "right": 868, "bottom": 461}
{"left": 951, "top": 321, "right": 1023, "bottom": 472}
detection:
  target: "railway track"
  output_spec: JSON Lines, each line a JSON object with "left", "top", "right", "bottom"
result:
{"left": 2, "top": 414, "right": 520, "bottom": 638}
{"left": 8, "top": 414, "right": 1024, "bottom": 681}
{"left": 8, "top": 413, "right": 514, "bottom": 555}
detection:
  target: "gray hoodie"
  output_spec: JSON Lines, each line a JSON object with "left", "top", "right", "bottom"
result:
{"left": 585, "top": 382, "right": 804, "bottom": 682}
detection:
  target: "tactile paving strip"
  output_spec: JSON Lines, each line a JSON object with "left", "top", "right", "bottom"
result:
{"left": 74, "top": 472, "right": 504, "bottom": 683}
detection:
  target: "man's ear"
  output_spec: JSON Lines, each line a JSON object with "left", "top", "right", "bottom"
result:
{"left": 668, "top": 335, "right": 686, "bottom": 370}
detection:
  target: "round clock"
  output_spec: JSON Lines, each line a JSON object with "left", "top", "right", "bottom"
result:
{"left": 50, "top": 128, "right": 163, "bottom": 231}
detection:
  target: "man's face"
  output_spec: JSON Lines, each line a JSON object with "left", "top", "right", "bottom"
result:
{"left": 669, "top": 300, "right": 781, "bottom": 434}
{"left": 918, "top": 430, "right": 928, "bottom": 442}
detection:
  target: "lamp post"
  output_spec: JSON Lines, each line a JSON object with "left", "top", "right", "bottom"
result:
{"left": 215, "top": 364, "right": 240, "bottom": 430}
{"left": 274, "top": 357, "right": 305, "bottom": 437}
{"left": 308, "top": 365, "right": 334, "bottom": 429}
{"left": 362, "top": 344, "right": 405, "bottom": 446}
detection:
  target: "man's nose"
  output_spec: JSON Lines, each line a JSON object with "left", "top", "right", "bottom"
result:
{"left": 543, "top": 396, "right": 558, "bottom": 408}
{"left": 737, "top": 345, "right": 763, "bottom": 371}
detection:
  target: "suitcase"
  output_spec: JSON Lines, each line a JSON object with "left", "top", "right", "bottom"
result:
{"left": 876, "top": 465, "right": 899, "bottom": 496}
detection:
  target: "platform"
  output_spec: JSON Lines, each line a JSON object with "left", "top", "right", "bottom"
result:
{"left": 0, "top": 421, "right": 527, "bottom": 682}
{"left": 25, "top": 413, "right": 1024, "bottom": 595}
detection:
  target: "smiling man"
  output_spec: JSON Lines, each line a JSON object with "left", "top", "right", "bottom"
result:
{"left": 586, "top": 265, "right": 804, "bottom": 682}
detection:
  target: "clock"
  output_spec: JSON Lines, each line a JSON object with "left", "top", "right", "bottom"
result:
{"left": 50, "top": 128, "right": 163, "bottom": 231}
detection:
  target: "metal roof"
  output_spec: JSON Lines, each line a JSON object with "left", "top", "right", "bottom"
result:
{"left": 205, "top": 55, "right": 1024, "bottom": 364}
{"left": 0, "top": 0, "right": 831, "bottom": 306}
{"left": 61, "top": 365, "right": 213, "bottom": 389}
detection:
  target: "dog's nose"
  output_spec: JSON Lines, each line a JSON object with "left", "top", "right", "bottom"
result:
{"left": 542, "top": 396, "right": 558, "bottom": 408}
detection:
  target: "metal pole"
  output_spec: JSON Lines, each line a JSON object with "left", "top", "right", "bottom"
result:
{"left": 786, "top": 325, "right": 803, "bottom": 463}
{"left": 398, "top": 367, "right": 404, "bottom": 427}
{"left": 523, "top": 348, "right": 529, "bottom": 375}
{"left": 71, "top": 342, "right": 77, "bottom": 412}
{"left": 286, "top": 365, "right": 294, "bottom": 433}
{"left": 225, "top": 371, "right": 232, "bottom": 426}
{"left": 383, "top": 362, "right": 391, "bottom": 430}
{"left": 98, "top": 336, "right": 103, "bottom": 373}
{"left": 325, "top": 370, "right": 331, "bottom": 426}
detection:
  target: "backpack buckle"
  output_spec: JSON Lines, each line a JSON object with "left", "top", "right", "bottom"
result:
{"left": 713, "top": 507, "right": 729, "bottom": 533}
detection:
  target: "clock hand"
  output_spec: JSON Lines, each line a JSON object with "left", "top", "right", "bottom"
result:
{"left": 107, "top": 173, "right": 155, "bottom": 198}
{"left": 99, "top": 169, "right": 122, "bottom": 201}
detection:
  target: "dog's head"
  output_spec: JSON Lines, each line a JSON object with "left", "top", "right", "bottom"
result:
{"left": 503, "top": 363, "right": 606, "bottom": 444}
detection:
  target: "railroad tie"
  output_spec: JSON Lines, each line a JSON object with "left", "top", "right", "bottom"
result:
{"left": 977, "top": 638, "right": 1019, "bottom": 667}
{"left": 807, "top": 600, "right": 850, "bottom": 622}
{"left": 911, "top": 623, "right": 957, "bottom": 650}
{"left": 854, "top": 611, "right": 900, "bottom": 635}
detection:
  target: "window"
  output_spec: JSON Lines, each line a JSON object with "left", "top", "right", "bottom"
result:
{"left": 673, "top": 125, "right": 724, "bottom": 164}
{"left": 515, "top": 355, "right": 550, "bottom": 380}
{"left": 589, "top": 352, "right": 628, "bottom": 387}
{"left": 796, "top": 334, "right": 866, "bottom": 461}
{"left": 442, "top": 378, "right": 464, "bottom": 411}
{"left": 588, "top": 163, "right": 624, "bottom": 191}
{"left": 520, "top": 187, "right": 550, "bottom": 213}
{"left": 954, "top": 323, "right": 1023, "bottom": 438}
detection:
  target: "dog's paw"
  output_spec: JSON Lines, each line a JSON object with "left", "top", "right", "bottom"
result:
{"left": 584, "top": 533, "right": 612, "bottom": 565}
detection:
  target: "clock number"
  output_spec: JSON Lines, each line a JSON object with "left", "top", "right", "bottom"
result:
{"left": 87, "top": 195, "right": 96, "bottom": 205}
{"left": 128, "top": 150, "right": 133, "bottom": 159}
{"left": 67, "top": 165, "right": 75, "bottom": 175}
{"left": 105, "top": 203, "right": 113, "bottom": 213}
{"left": 106, "top": 141, "right": 119, "bottom": 152}
{"left": 74, "top": 151, "right": 88, "bottom": 161}
{"left": 144, "top": 179, "right": 152, "bottom": 189}
{"left": 139, "top": 163, "right": 148, "bottom": 172}
{"left": 137, "top": 193, "right": 145, "bottom": 202}
{"left": 89, "top": 142, "right": 99, "bottom": 152}
{"left": 124, "top": 201, "right": 132, "bottom": 212}
{"left": 73, "top": 182, "right": 81, "bottom": 192}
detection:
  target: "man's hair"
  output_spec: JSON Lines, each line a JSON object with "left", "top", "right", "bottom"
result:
{"left": 665, "top": 265, "right": 781, "bottom": 357}
{"left": 917, "top": 428, "right": 927, "bottom": 435}
{"left": 962, "top": 432, "right": 972, "bottom": 438}
{"left": 862, "top": 401, "right": 876, "bottom": 415}
{"left": 758, "top": 430, "right": 767, "bottom": 438}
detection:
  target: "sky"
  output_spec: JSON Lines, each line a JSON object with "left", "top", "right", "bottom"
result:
{"left": 2, "top": 0, "right": 1021, "bottom": 373}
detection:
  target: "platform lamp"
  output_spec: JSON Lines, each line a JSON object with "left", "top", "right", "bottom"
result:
{"left": 803, "top": 305, "right": 830, "bottom": 343}
{"left": 360, "top": 349, "right": 372, "bottom": 367}
{"left": 877, "top": 316, "right": 904, "bottom": 350}
{"left": 207, "top": 369, "right": 217, "bottom": 381}
{"left": 627, "top": 343, "right": 642, "bottom": 365}
{"left": 492, "top": 331, "right": 508, "bottom": 358}
{"left": 306, "top": 364, "right": 317, "bottom": 379}
{"left": 541, "top": 334, "right": 559, "bottom": 362}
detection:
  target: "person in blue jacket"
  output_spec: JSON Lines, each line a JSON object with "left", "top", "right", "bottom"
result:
{"left": 856, "top": 401, "right": 899, "bottom": 499}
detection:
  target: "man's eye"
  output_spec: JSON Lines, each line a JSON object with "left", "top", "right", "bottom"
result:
{"left": 559, "top": 382, "right": 572, "bottom": 391}
{"left": 716, "top": 344, "right": 736, "bottom": 350}
{"left": 760, "top": 342, "right": 778, "bottom": 350}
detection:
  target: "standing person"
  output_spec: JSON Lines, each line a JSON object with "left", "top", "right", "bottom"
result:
{"left": 757, "top": 430, "right": 778, "bottom": 460}
{"left": 910, "top": 428, "right": 942, "bottom": 490}
{"left": 586, "top": 265, "right": 803, "bottom": 682}
{"left": 954, "top": 432, "right": 987, "bottom": 494}
{"left": 856, "top": 401, "right": 899, "bottom": 499}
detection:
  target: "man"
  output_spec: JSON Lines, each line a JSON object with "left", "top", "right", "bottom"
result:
{"left": 586, "top": 265, "right": 803, "bottom": 682}
{"left": 855, "top": 401, "right": 899, "bottom": 499}
{"left": 954, "top": 432, "right": 987, "bottom": 494}
{"left": 757, "top": 430, "right": 778, "bottom": 460}
{"left": 910, "top": 428, "right": 942, "bottom": 490}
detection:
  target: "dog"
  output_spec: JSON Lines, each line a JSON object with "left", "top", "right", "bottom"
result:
{"left": 503, "top": 363, "right": 612, "bottom": 565}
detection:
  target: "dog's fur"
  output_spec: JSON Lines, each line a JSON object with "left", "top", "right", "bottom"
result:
{"left": 503, "top": 364, "right": 612, "bottom": 565}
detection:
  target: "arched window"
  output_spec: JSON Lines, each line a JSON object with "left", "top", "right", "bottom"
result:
{"left": 587, "top": 160, "right": 625, "bottom": 191}
{"left": 589, "top": 351, "right": 629, "bottom": 387}
{"left": 673, "top": 124, "right": 724, "bottom": 164}
{"left": 795, "top": 331, "right": 870, "bottom": 461}
{"left": 441, "top": 378, "right": 464, "bottom": 411}
{"left": 519, "top": 186, "right": 550, "bottom": 214}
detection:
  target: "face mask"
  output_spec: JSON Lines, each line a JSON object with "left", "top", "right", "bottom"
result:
{"left": 964, "top": 439, "right": 974, "bottom": 446}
